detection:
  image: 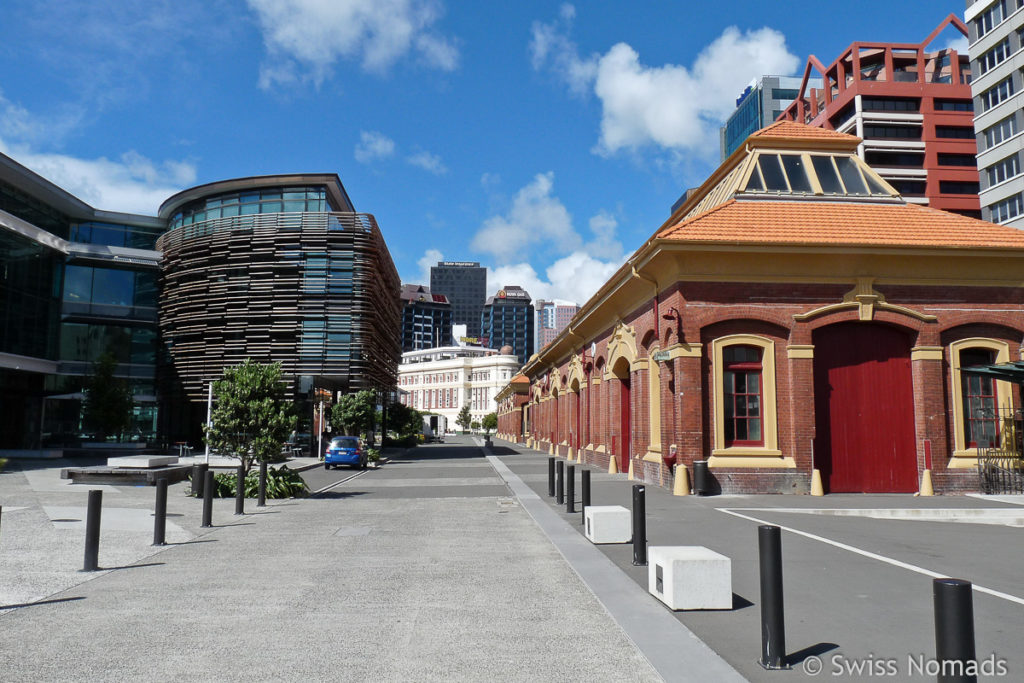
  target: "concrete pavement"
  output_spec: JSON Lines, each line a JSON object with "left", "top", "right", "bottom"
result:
{"left": 0, "top": 438, "right": 663, "bottom": 682}
{"left": 488, "top": 438, "right": 1024, "bottom": 681}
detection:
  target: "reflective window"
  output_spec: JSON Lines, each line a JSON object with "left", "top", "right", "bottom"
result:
{"left": 811, "top": 156, "right": 844, "bottom": 194}
{"left": 781, "top": 155, "right": 812, "bottom": 193}
{"left": 835, "top": 156, "right": 868, "bottom": 195}
{"left": 758, "top": 155, "right": 788, "bottom": 191}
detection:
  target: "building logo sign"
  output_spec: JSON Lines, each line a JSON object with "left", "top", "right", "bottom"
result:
{"left": 440, "top": 261, "right": 479, "bottom": 267}
{"left": 497, "top": 289, "right": 529, "bottom": 299}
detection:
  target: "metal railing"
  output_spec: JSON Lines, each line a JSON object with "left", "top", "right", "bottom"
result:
{"left": 977, "top": 408, "right": 1024, "bottom": 494}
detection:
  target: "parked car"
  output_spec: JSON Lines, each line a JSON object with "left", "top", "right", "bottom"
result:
{"left": 324, "top": 436, "right": 367, "bottom": 470}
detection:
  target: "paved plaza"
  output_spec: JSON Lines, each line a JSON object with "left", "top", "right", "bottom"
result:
{"left": 1, "top": 436, "right": 1023, "bottom": 681}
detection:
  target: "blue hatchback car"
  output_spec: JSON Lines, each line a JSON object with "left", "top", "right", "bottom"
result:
{"left": 324, "top": 436, "right": 367, "bottom": 470}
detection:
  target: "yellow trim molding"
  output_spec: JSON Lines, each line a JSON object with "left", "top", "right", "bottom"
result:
{"left": 708, "top": 454, "right": 795, "bottom": 469}
{"left": 648, "top": 344, "right": 662, "bottom": 455}
{"left": 949, "top": 338, "right": 1012, "bottom": 467}
{"left": 787, "top": 344, "right": 814, "bottom": 359}
{"left": 660, "top": 342, "right": 703, "bottom": 359}
{"left": 794, "top": 278, "right": 938, "bottom": 323}
{"left": 711, "top": 334, "right": 781, "bottom": 463}
{"left": 911, "top": 346, "right": 944, "bottom": 361}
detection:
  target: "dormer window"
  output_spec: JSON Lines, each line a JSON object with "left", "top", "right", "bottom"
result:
{"left": 742, "top": 152, "right": 895, "bottom": 199}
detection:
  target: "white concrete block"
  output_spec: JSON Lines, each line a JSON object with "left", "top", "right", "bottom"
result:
{"left": 107, "top": 455, "right": 179, "bottom": 468}
{"left": 648, "top": 546, "right": 732, "bottom": 611}
{"left": 584, "top": 505, "right": 632, "bottom": 544}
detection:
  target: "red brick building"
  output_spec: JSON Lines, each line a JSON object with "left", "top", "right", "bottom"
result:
{"left": 497, "top": 122, "right": 1024, "bottom": 494}
{"left": 779, "top": 14, "right": 980, "bottom": 218}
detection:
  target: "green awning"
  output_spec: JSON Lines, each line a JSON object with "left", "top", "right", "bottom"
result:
{"left": 961, "top": 363, "right": 1024, "bottom": 385}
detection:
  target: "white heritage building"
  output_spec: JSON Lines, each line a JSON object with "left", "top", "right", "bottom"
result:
{"left": 397, "top": 345, "right": 521, "bottom": 429}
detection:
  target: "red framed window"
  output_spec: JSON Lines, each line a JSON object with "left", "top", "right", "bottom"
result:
{"left": 960, "top": 348, "right": 998, "bottom": 448}
{"left": 723, "top": 345, "right": 763, "bottom": 446}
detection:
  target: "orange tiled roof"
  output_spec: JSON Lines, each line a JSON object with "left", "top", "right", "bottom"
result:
{"left": 751, "top": 121, "right": 860, "bottom": 142}
{"left": 509, "top": 373, "right": 530, "bottom": 386}
{"left": 658, "top": 200, "right": 1024, "bottom": 249}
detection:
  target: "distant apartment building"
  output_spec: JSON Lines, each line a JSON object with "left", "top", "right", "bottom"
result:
{"left": 966, "top": 0, "right": 1024, "bottom": 227}
{"left": 400, "top": 284, "right": 452, "bottom": 351}
{"left": 779, "top": 15, "right": 981, "bottom": 217}
{"left": 397, "top": 345, "right": 520, "bottom": 427}
{"left": 720, "top": 75, "right": 824, "bottom": 160}
{"left": 429, "top": 261, "right": 486, "bottom": 338}
{"left": 481, "top": 286, "right": 535, "bottom": 364}
{"left": 534, "top": 299, "right": 580, "bottom": 350}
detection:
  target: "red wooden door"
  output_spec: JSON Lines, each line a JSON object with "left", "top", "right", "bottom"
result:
{"left": 619, "top": 377, "right": 631, "bottom": 472}
{"left": 813, "top": 323, "right": 917, "bottom": 493}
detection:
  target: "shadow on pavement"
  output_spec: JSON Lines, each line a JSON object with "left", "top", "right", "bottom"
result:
{"left": 0, "top": 596, "right": 86, "bottom": 610}
{"left": 786, "top": 642, "right": 840, "bottom": 666}
{"left": 732, "top": 593, "right": 754, "bottom": 610}
{"left": 93, "top": 561, "right": 165, "bottom": 572}
{"left": 313, "top": 490, "right": 370, "bottom": 500}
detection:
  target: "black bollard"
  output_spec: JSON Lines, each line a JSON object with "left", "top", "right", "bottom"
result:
{"left": 581, "top": 470, "right": 591, "bottom": 524}
{"left": 547, "top": 457, "right": 555, "bottom": 497}
{"left": 152, "top": 478, "right": 168, "bottom": 546}
{"left": 933, "top": 578, "right": 977, "bottom": 683}
{"left": 555, "top": 460, "right": 564, "bottom": 505}
{"left": 257, "top": 461, "right": 268, "bottom": 508}
{"left": 566, "top": 465, "right": 575, "bottom": 513}
{"left": 758, "top": 525, "right": 787, "bottom": 670}
{"left": 234, "top": 465, "right": 245, "bottom": 515}
{"left": 632, "top": 484, "right": 647, "bottom": 566}
{"left": 201, "top": 470, "right": 214, "bottom": 528}
{"left": 191, "top": 464, "right": 208, "bottom": 498}
{"left": 83, "top": 489, "right": 103, "bottom": 571}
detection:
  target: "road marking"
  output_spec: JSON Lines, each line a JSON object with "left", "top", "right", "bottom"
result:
{"left": 719, "top": 508, "right": 1024, "bottom": 606}
{"left": 311, "top": 470, "right": 370, "bottom": 496}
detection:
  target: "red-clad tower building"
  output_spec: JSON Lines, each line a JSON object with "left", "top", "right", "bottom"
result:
{"left": 779, "top": 14, "right": 980, "bottom": 217}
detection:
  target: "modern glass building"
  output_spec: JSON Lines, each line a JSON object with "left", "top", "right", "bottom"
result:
{"left": 156, "top": 175, "right": 402, "bottom": 446}
{"left": 0, "top": 155, "right": 401, "bottom": 453}
{"left": 720, "top": 76, "right": 822, "bottom": 160}
{"left": 0, "top": 152, "right": 163, "bottom": 451}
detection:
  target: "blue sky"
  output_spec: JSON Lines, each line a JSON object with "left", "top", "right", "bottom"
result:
{"left": 0, "top": 0, "right": 967, "bottom": 305}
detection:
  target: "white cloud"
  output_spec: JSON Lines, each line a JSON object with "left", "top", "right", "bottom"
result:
{"left": 0, "top": 140, "right": 195, "bottom": 215}
{"left": 415, "top": 247, "right": 444, "bottom": 285}
{"left": 586, "top": 210, "right": 622, "bottom": 260}
{"left": 531, "top": 8, "right": 798, "bottom": 157}
{"left": 354, "top": 130, "right": 396, "bottom": 163}
{"left": 945, "top": 36, "right": 970, "bottom": 54}
{"left": 488, "top": 252, "right": 624, "bottom": 309}
{"left": 472, "top": 172, "right": 580, "bottom": 262}
{"left": 407, "top": 149, "right": 447, "bottom": 174}
{"left": 247, "top": 0, "right": 459, "bottom": 88}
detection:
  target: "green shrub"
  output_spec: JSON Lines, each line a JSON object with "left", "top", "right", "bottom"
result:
{"left": 366, "top": 448, "right": 381, "bottom": 463}
{"left": 382, "top": 435, "right": 418, "bottom": 448}
{"left": 0, "top": 457, "right": 7, "bottom": 473}
{"left": 209, "top": 465, "right": 309, "bottom": 498}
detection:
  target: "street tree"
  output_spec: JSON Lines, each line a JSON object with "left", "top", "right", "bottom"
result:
{"left": 471, "top": 420, "right": 481, "bottom": 432}
{"left": 456, "top": 404, "right": 472, "bottom": 433}
{"left": 388, "top": 401, "right": 422, "bottom": 438}
{"left": 206, "top": 360, "right": 296, "bottom": 472}
{"left": 332, "top": 390, "right": 377, "bottom": 437}
{"left": 82, "top": 352, "right": 133, "bottom": 442}
{"left": 482, "top": 412, "right": 497, "bottom": 436}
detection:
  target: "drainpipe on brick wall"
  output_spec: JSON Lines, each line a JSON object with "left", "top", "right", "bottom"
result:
{"left": 632, "top": 266, "right": 659, "bottom": 328}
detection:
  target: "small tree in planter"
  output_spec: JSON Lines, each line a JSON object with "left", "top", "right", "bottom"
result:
{"left": 471, "top": 420, "right": 481, "bottom": 433}
{"left": 456, "top": 404, "right": 472, "bottom": 434}
{"left": 206, "top": 360, "right": 296, "bottom": 473}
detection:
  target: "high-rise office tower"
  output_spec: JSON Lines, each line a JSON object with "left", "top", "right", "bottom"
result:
{"left": 430, "top": 261, "right": 487, "bottom": 338}
{"left": 534, "top": 299, "right": 580, "bottom": 350}
{"left": 966, "top": 0, "right": 1024, "bottom": 227}
{"left": 400, "top": 284, "right": 453, "bottom": 351}
{"left": 481, "top": 286, "right": 535, "bottom": 364}
{"left": 779, "top": 15, "right": 980, "bottom": 217}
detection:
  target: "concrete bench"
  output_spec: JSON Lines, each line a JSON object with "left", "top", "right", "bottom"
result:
{"left": 107, "top": 455, "right": 179, "bottom": 468}
{"left": 648, "top": 546, "right": 732, "bottom": 610}
{"left": 584, "top": 505, "right": 632, "bottom": 544}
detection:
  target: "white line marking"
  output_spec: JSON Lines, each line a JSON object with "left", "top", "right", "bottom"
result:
{"left": 719, "top": 508, "right": 1024, "bottom": 606}
{"left": 312, "top": 469, "right": 370, "bottom": 495}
